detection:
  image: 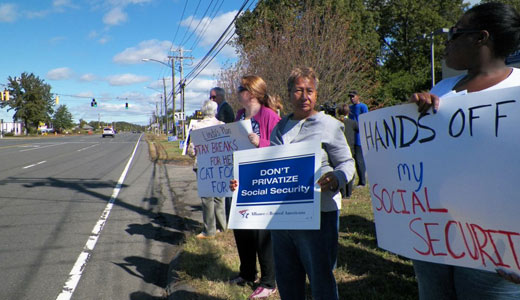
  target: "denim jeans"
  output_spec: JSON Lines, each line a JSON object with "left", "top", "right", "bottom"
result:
{"left": 271, "top": 211, "right": 339, "bottom": 300}
{"left": 413, "top": 260, "right": 520, "bottom": 300}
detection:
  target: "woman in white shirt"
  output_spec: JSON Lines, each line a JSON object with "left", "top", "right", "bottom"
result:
{"left": 410, "top": 2, "right": 520, "bottom": 299}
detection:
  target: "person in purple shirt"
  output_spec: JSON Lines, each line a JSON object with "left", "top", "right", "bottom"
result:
{"left": 348, "top": 90, "right": 368, "bottom": 187}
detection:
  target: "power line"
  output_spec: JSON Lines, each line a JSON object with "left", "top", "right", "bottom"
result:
{"left": 178, "top": 0, "right": 202, "bottom": 47}
{"left": 189, "top": 0, "right": 224, "bottom": 51}
{"left": 180, "top": 0, "right": 215, "bottom": 48}
{"left": 183, "top": 0, "right": 251, "bottom": 85}
{"left": 170, "top": 0, "right": 188, "bottom": 52}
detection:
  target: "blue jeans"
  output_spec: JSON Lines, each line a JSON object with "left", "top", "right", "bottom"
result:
{"left": 271, "top": 211, "right": 339, "bottom": 300}
{"left": 413, "top": 260, "right": 520, "bottom": 300}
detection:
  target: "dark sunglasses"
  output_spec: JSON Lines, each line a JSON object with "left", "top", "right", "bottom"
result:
{"left": 209, "top": 95, "right": 217, "bottom": 99}
{"left": 448, "top": 26, "right": 481, "bottom": 41}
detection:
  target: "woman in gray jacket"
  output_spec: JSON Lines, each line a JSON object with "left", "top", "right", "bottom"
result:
{"left": 269, "top": 67, "right": 355, "bottom": 300}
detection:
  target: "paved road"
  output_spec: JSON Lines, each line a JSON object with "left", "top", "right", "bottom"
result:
{"left": 0, "top": 133, "right": 186, "bottom": 300}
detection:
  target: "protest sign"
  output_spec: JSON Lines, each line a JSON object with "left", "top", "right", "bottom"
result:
{"left": 228, "top": 141, "right": 322, "bottom": 230}
{"left": 189, "top": 120, "right": 253, "bottom": 197}
{"left": 359, "top": 86, "right": 520, "bottom": 273}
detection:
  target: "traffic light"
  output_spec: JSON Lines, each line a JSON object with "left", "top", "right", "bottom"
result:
{"left": 195, "top": 110, "right": 202, "bottom": 118}
{"left": 1, "top": 90, "right": 9, "bottom": 101}
{"left": 91, "top": 98, "right": 97, "bottom": 107}
{"left": 55, "top": 96, "right": 59, "bottom": 105}
{"left": 125, "top": 102, "right": 128, "bottom": 109}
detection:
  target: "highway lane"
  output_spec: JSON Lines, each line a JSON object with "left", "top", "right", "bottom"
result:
{"left": 0, "top": 133, "right": 179, "bottom": 299}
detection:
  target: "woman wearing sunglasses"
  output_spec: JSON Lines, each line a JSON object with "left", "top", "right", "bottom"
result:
{"left": 410, "top": 2, "right": 520, "bottom": 299}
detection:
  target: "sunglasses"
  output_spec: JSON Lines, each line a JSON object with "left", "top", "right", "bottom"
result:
{"left": 209, "top": 95, "right": 217, "bottom": 99}
{"left": 448, "top": 26, "right": 481, "bottom": 41}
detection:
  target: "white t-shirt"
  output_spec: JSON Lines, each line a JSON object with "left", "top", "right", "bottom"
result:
{"left": 430, "top": 67, "right": 520, "bottom": 98}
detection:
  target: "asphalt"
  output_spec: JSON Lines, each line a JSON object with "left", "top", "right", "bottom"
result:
{"left": 159, "top": 162, "right": 204, "bottom": 300}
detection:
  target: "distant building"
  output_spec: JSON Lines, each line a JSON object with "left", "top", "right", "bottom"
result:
{"left": 1, "top": 121, "right": 23, "bottom": 136}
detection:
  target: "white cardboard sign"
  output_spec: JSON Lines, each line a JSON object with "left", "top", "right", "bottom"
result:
{"left": 228, "top": 141, "right": 322, "bottom": 230}
{"left": 360, "top": 86, "right": 520, "bottom": 273}
{"left": 189, "top": 120, "right": 254, "bottom": 197}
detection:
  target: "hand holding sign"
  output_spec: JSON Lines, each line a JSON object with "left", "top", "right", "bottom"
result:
{"left": 317, "top": 172, "right": 339, "bottom": 192}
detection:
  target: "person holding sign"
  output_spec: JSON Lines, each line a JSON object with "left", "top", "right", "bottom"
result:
{"left": 268, "top": 67, "right": 355, "bottom": 299}
{"left": 187, "top": 100, "right": 227, "bottom": 239}
{"left": 229, "top": 76, "right": 282, "bottom": 299}
{"left": 409, "top": 3, "right": 520, "bottom": 299}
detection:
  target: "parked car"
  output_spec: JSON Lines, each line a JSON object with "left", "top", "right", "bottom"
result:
{"left": 102, "top": 127, "right": 115, "bottom": 138}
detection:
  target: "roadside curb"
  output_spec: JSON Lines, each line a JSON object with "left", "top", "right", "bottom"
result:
{"left": 161, "top": 161, "right": 201, "bottom": 300}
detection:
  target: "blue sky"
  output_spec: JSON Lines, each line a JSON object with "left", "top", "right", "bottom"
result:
{"left": 0, "top": 0, "right": 256, "bottom": 126}
{"left": 0, "top": 0, "right": 480, "bottom": 127}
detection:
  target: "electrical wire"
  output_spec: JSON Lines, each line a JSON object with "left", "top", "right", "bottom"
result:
{"left": 189, "top": 0, "right": 224, "bottom": 51}
{"left": 183, "top": 0, "right": 251, "bottom": 85}
{"left": 178, "top": 0, "right": 202, "bottom": 48}
{"left": 180, "top": 0, "right": 215, "bottom": 48}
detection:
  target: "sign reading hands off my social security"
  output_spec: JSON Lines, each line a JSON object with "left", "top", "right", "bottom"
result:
{"left": 359, "top": 86, "right": 520, "bottom": 274}
{"left": 229, "top": 141, "right": 322, "bottom": 230}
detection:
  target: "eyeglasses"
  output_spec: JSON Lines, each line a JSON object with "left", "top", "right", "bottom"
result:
{"left": 448, "top": 26, "right": 481, "bottom": 41}
{"left": 209, "top": 95, "right": 217, "bottom": 100}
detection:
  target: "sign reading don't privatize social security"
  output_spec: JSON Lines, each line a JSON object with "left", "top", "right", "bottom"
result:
{"left": 359, "top": 85, "right": 520, "bottom": 275}
{"left": 228, "top": 141, "right": 322, "bottom": 230}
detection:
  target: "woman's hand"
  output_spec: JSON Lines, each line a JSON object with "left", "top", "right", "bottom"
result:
{"left": 497, "top": 269, "right": 520, "bottom": 284}
{"left": 248, "top": 133, "right": 260, "bottom": 147}
{"left": 230, "top": 179, "right": 238, "bottom": 192}
{"left": 317, "top": 172, "right": 339, "bottom": 192}
{"left": 410, "top": 92, "right": 440, "bottom": 114}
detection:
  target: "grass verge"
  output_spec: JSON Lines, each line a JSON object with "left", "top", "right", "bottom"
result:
{"left": 175, "top": 186, "right": 418, "bottom": 300}
{"left": 151, "top": 134, "right": 419, "bottom": 299}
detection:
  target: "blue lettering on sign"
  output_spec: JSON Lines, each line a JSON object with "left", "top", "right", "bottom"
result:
{"left": 237, "top": 155, "right": 314, "bottom": 205}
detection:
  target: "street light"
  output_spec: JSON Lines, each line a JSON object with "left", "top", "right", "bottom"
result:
{"left": 142, "top": 58, "right": 176, "bottom": 135}
{"left": 423, "top": 28, "right": 449, "bottom": 88}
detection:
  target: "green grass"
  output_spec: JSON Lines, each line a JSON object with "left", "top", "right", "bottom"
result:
{"left": 154, "top": 136, "right": 419, "bottom": 299}
{"left": 173, "top": 186, "right": 418, "bottom": 299}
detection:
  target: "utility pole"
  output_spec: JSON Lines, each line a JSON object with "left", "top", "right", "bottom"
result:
{"left": 162, "top": 77, "right": 168, "bottom": 134}
{"left": 171, "top": 48, "right": 194, "bottom": 141}
{"left": 167, "top": 55, "right": 176, "bottom": 136}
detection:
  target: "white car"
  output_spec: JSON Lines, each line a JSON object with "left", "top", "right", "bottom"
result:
{"left": 102, "top": 127, "right": 115, "bottom": 138}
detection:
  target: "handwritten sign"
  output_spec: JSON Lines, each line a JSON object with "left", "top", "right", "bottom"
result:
{"left": 189, "top": 120, "right": 253, "bottom": 197}
{"left": 228, "top": 141, "right": 322, "bottom": 230}
{"left": 359, "top": 86, "right": 520, "bottom": 273}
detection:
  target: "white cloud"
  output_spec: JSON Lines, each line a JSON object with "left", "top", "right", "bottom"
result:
{"left": 181, "top": 11, "right": 238, "bottom": 58}
{"left": 0, "top": 4, "right": 17, "bottom": 22}
{"left": 47, "top": 67, "right": 74, "bottom": 80}
{"left": 103, "top": 7, "right": 127, "bottom": 25}
{"left": 80, "top": 73, "right": 98, "bottom": 82}
{"left": 113, "top": 40, "right": 173, "bottom": 64}
{"left": 107, "top": 74, "right": 150, "bottom": 86}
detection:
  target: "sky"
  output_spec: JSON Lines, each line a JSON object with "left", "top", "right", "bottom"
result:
{"left": 0, "top": 0, "right": 480, "bottom": 127}
{"left": 0, "top": 0, "right": 256, "bottom": 126}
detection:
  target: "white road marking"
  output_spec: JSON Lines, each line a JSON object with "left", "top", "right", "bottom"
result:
{"left": 20, "top": 143, "right": 66, "bottom": 152}
{"left": 23, "top": 161, "right": 47, "bottom": 169}
{"left": 56, "top": 135, "right": 142, "bottom": 300}
{"left": 77, "top": 144, "right": 99, "bottom": 152}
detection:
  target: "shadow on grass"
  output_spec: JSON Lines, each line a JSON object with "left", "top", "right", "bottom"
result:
{"left": 168, "top": 290, "right": 225, "bottom": 300}
{"left": 337, "top": 214, "right": 418, "bottom": 299}
{"left": 177, "top": 250, "right": 235, "bottom": 282}
{"left": 115, "top": 256, "right": 169, "bottom": 288}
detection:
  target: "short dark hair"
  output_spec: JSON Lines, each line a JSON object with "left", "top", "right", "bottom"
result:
{"left": 466, "top": 2, "right": 520, "bottom": 58}
{"left": 348, "top": 90, "right": 358, "bottom": 96}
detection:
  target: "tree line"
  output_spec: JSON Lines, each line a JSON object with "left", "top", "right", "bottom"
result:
{"left": 219, "top": 0, "right": 519, "bottom": 112}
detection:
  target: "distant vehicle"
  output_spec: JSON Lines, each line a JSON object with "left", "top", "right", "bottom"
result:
{"left": 102, "top": 127, "right": 115, "bottom": 138}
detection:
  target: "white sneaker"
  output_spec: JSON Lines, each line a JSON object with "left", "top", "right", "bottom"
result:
{"left": 249, "top": 286, "right": 276, "bottom": 299}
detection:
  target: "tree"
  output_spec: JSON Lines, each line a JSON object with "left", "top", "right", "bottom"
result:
{"left": 1, "top": 72, "right": 54, "bottom": 134}
{"left": 368, "top": 0, "right": 466, "bottom": 103}
{"left": 226, "top": 0, "right": 379, "bottom": 111}
{"left": 52, "top": 105, "right": 74, "bottom": 133}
